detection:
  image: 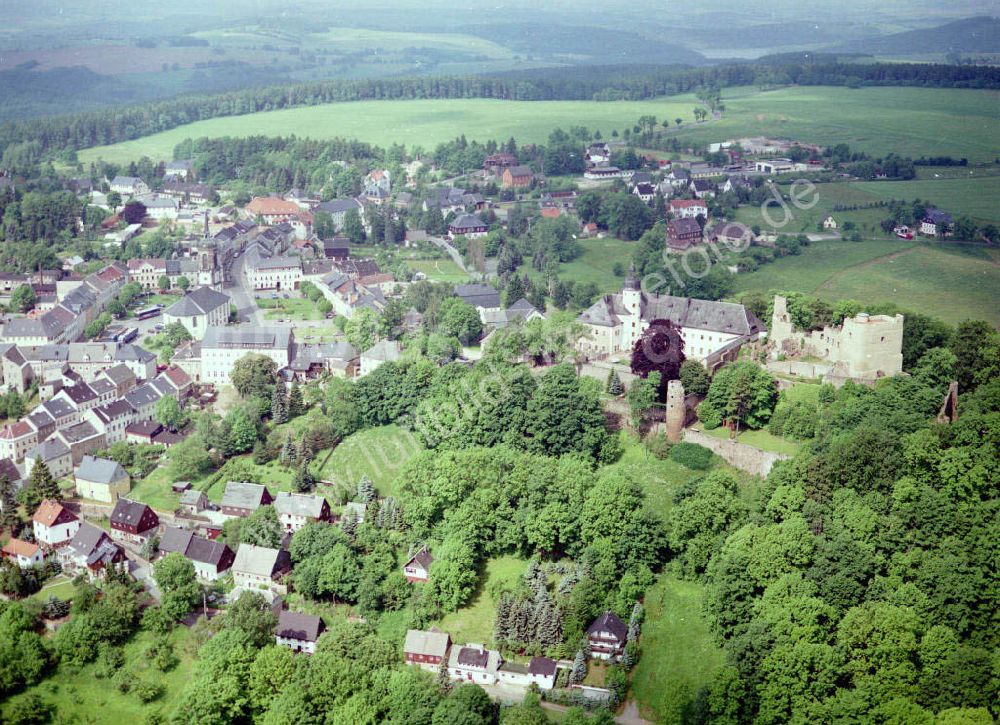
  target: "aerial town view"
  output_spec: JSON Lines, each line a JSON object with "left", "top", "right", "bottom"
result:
{"left": 0, "top": 0, "right": 997, "bottom": 723}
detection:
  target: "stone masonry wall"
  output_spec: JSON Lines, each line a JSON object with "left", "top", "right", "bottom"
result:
{"left": 683, "top": 428, "right": 790, "bottom": 478}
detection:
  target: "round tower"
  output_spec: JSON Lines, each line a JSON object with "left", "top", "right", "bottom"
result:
{"left": 665, "top": 379, "right": 685, "bottom": 442}
{"left": 622, "top": 262, "right": 641, "bottom": 316}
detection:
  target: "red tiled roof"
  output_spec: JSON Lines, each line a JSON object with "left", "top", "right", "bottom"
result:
{"left": 246, "top": 197, "right": 299, "bottom": 217}
{"left": 163, "top": 365, "right": 191, "bottom": 388}
{"left": 0, "top": 421, "right": 33, "bottom": 439}
{"left": 3, "top": 538, "right": 40, "bottom": 558}
{"left": 670, "top": 199, "right": 706, "bottom": 209}
{"left": 32, "top": 499, "right": 77, "bottom": 527}
{"left": 540, "top": 207, "right": 561, "bottom": 219}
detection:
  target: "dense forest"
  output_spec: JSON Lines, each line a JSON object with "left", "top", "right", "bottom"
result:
{"left": 1, "top": 60, "right": 999, "bottom": 158}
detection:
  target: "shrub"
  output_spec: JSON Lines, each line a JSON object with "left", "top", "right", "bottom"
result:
{"left": 668, "top": 442, "right": 713, "bottom": 470}
{"left": 133, "top": 679, "right": 165, "bottom": 703}
{"left": 644, "top": 432, "right": 672, "bottom": 460}
{"left": 112, "top": 666, "right": 136, "bottom": 693}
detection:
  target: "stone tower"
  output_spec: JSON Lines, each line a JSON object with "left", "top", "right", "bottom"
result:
{"left": 620, "top": 263, "right": 643, "bottom": 350}
{"left": 665, "top": 379, "right": 685, "bottom": 442}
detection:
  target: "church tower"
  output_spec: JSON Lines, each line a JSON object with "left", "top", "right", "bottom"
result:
{"left": 620, "top": 263, "right": 643, "bottom": 350}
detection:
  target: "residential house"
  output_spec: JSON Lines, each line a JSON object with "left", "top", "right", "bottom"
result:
{"left": 2, "top": 538, "right": 44, "bottom": 568}
{"left": 232, "top": 544, "right": 291, "bottom": 598}
{"left": 584, "top": 166, "right": 626, "bottom": 180}
{"left": 502, "top": 165, "right": 534, "bottom": 189}
{"left": 40, "top": 396, "right": 78, "bottom": 429}
{"left": 221, "top": 481, "right": 274, "bottom": 518}
{"left": 709, "top": 222, "right": 753, "bottom": 248}
{"left": 288, "top": 342, "right": 358, "bottom": 380}
{"left": 314, "top": 198, "right": 364, "bottom": 232}
{"left": 0, "top": 421, "right": 37, "bottom": 462}
{"left": 921, "top": 209, "right": 953, "bottom": 236}
{"left": 319, "top": 273, "right": 386, "bottom": 320}
{"left": 246, "top": 197, "right": 301, "bottom": 225}
{"left": 51, "top": 381, "right": 100, "bottom": 414}
{"left": 125, "top": 420, "right": 164, "bottom": 445}
{"left": 156, "top": 365, "right": 193, "bottom": 400}
{"left": 480, "top": 298, "right": 544, "bottom": 331}
{"left": 115, "top": 344, "right": 157, "bottom": 381}
{"left": 162, "top": 287, "right": 230, "bottom": 339}
{"left": 201, "top": 327, "right": 293, "bottom": 387}
{"left": 162, "top": 181, "right": 213, "bottom": 205}
{"left": 158, "top": 526, "right": 235, "bottom": 581}
{"left": 61, "top": 522, "right": 126, "bottom": 578}
{"left": 448, "top": 643, "right": 502, "bottom": 685}
{"left": 171, "top": 340, "right": 202, "bottom": 383}
{"left": 484, "top": 153, "right": 518, "bottom": 174}
{"left": 109, "top": 498, "right": 159, "bottom": 544}
{"left": 0, "top": 457, "right": 23, "bottom": 491}
{"left": 179, "top": 489, "right": 209, "bottom": 515}
{"left": 669, "top": 199, "right": 708, "bottom": 220}
{"left": 404, "top": 629, "right": 451, "bottom": 671}
{"left": 85, "top": 399, "right": 136, "bottom": 446}
{"left": 25, "top": 438, "right": 73, "bottom": 480}
{"left": 273, "top": 492, "right": 333, "bottom": 532}
{"left": 163, "top": 160, "right": 194, "bottom": 180}
{"left": 245, "top": 256, "right": 302, "bottom": 291}
{"left": 663, "top": 168, "right": 690, "bottom": 189}
{"left": 363, "top": 169, "right": 391, "bottom": 201}
{"left": 632, "top": 183, "right": 657, "bottom": 204}
{"left": 448, "top": 214, "right": 489, "bottom": 239}
{"left": 497, "top": 656, "right": 559, "bottom": 691}
{"left": 0, "top": 344, "right": 32, "bottom": 393}
{"left": 822, "top": 215, "right": 838, "bottom": 230}
{"left": 75, "top": 455, "right": 130, "bottom": 503}
{"left": 403, "top": 546, "right": 433, "bottom": 583}
{"left": 53, "top": 420, "right": 106, "bottom": 465}
{"left": 586, "top": 611, "right": 628, "bottom": 660}
{"left": 690, "top": 179, "right": 716, "bottom": 199}
{"left": 33, "top": 499, "right": 81, "bottom": 548}
{"left": 359, "top": 340, "right": 402, "bottom": 377}
{"left": 141, "top": 194, "right": 179, "bottom": 221}
{"left": 109, "top": 176, "right": 149, "bottom": 197}
{"left": 275, "top": 610, "right": 326, "bottom": 654}
{"left": 454, "top": 284, "right": 501, "bottom": 318}
{"left": 722, "top": 175, "right": 752, "bottom": 195}
{"left": 666, "top": 218, "right": 704, "bottom": 251}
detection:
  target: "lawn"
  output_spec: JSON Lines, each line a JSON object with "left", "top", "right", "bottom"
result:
{"left": 313, "top": 424, "right": 425, "bottom": 498}
{"left": 631, "top": 575, "right": 726, "bottom": 725}
{"left": 557, "top": 237, "right": 635, "bottom": 295}
{"left": 732, "top": 181, "right": 894, "bottom": 237}
{"left": 2, "top": 625, "right": 198, "bottom": 722}
{"left": 77, "top": 96, "right": 698, "bottom": 165}
{"left": 696, "top": 424, "right": 801, "bottom": 456}
{"left": 257, "top": 296, "right": 324, "bottom": 321}
{"left": 408, "top": 258, "right": 471, "bottom": 283}
{"left": 437, "top": 555, "right": 528, "bottom": 646}
{"left": 849, "top": 175, "right": 1000, "bottom": 226}
{"left": 26, "top": 575, "right": 76, "bottom": 603}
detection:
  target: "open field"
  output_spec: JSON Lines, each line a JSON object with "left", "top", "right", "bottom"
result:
{"left": 734, "top": 239, "right": 1000, "bottom": 326}
{"left": 849, "top": 175, "right": 1000, "bottom": 226}
{"left": 257, "top": 296, "right": 324, "bottom": 320}
{"left": 314, "top": 424, "right": 425, "bottom": 498}
{"left": 311, "top": 27, "right": 515, "bottom": 58}
{"left": 77, "top": 97, "right": 697, "bottom": 165}
{"left": 408, "top": 258, "right": 471, "bottom": 283}
{"left": 437, "top": 555, "right": 527, "bottom": 645}
{"left": 2, "top": 626, "right": 198, "bottom": 722}
{"left": 732, "top": 181, "right": 894, "bottom": 236}
{"left": 557, "top": 237, "right": 634, "bottom": 294}
{"left": 697, "top": 424, "right": 802, "bottom": 456}
{"left": 674, "top": 86, "right": 1000, "bottom": 164}
{"left": 631, "top": 575, "right": 726, "bottom": 724}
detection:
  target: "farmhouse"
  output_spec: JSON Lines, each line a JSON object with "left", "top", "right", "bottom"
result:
{"left": 576, "top": 270, "right": 765, "bottom": 366}
{"left": 822, "top": 215, "right": 838, "bottom": 230}
{"left": 448, "top": 643, "right": 502, "bottom": 685}
{"left": 221, "top": 481, "right": 274, "bottom": 518}
{"left": 403, "top": 546, "right": 433, "bottom": 583}
{"left": 690, "top": 179, "right": 716, "bottom": 199}
{"left": 584, "top": 166, "right": 626, "bottom": 180}
{"left": 587, "top": 611, "right": 627, "bottom": 660}
{"left": 497, "top": 656, "right": 559, "bottom": 691}
{"left": 359, "top": 340, "right": 403, "bottom": 377}
{"left": 109, "top": 176, "right": 149, "bottom": 197}
{"left": 163, "top": 287, "right": 231, "bottom": 339}
{"left": 502, "top": 165, "right": 534, "bottom": 189}
{"left": 669, "top": 199, "right": 708, "bottom": 219}
{"left": 484, "top": 152, "right": 518, "bottom": 174}
{"left": 709, "top": 222, "right": 753, "bottom": 247}
{"left": 666, "top": 218, "right": 704, "bottom": 251}
{"left": 632, "top": 182, "right": 657, "bottom": 203}
{"left": 921, "top": 209, "right": 953, "bottom": 236}
{"left": 32, "top": 499, "right": 80, "bottom": 548}
{"left": 404, "top": 628, "right": 451, "bottom": 671}
{"left": 232, "top": 543, "right": 291, "bottom": 598}
{"left": 179, "top": 489, "right": 209, "bottom": 515}
{"left": 109, "top": 498, "right": 159, "bottom": 544}
{"left": 246, "top": 197, "right": 301, "bottom": 225}
{"left": 275, "top": 610, "right": 326, "bottom": 654}
{"left": 74, "top": 455, "right": 130, "bottom": 503}
{"left": 273, "top": 492, "right": 332, "bottom": 532}
{"left": 448, "top": 214, "right": 489, "bottom": 239}
{"left": 158, "top": 526, "right": 235, "bottom": 581}
{"left": 2, "top": 538, "right": 43, "bottom": 568}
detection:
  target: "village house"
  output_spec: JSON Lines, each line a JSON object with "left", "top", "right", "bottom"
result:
{"left": 584, "top": 166, "right": 626, "bottom": 180}
{"left": 288, "top": 342, "right": 359, "bottom": 381}
{"left": 404, "top": 629, "right": 451, "bottom": 671}
{"left": 109, "top": 176, "right": 149, "bottom": 197}
{"left": 0, "top": 420, "right": 37, "bottom": 462}
{"left": 448, "top": 214, "right": 489, "bottom": 239}
{"left": 245, "top": 255, "right": 303, "bottom": 291}
{"left": 454, "top": 283, "right": 502, "bottom": 319}
{"left": 75, "top": 455, "right": 130, "bottom": 503}
{"left": 484, "top": 152, "right": 518, "bottom": 175}
{"left": 480, "top": 298, "right": 545, "bottom": 334}
{"left": 163, "top": 160, "right": 194, "bottom": 180}
{"left": 497, "top": 656, "right": 559, "bottom": 691}
{"left": 33, "top": 499, "right": 81, "bottom": 548}
{"left": 359, "top": 340, "right": 402, "bottom": 377}
{"left": 163, "top": 287, "right": 231, "bottom": 339}
{"left": 53, "top": 420, "right": 106, "bottom": 465}
{"left": 586, "top": 142, "right": 611, "bottom": 165}
{"left": 690, "top": 179, "right": 716, "bottom": 199}
{"left": 576, "top": 271, "right": 765, "bottom": 367}
{"left": 666, "top": 218, "right": 704, "bottom": 251}
{"left": 363, "top": 169, "right": 392, "bottom": 201}
{"left": 201, "top": 327, "right": 293, "bottom": 387}
{"left": 403, "top": 546, "right": 433, "bottom": 583}
{"left": 448, "top": 643, "right": 502, "bottom": 685}
{"left": 85, "top": 399, "right": 137, "bottom": 446}
{"left": 587, "top": 611, "right": 627, "bottom": 660}
{"left": 273, "top": 492, "right": 333, "bottom": 532}
{"left": 2, "top": 538, "right": 44, "bottom": 568}
{"left": 60, "top": 522, "right": 126, "bottom": 579}
{"left": 158, "top": 526, "right": 235, "bottom": 581}
{"left": 502, "top": 165, "right": 534, "bottom": 189}
{"left": 275, "top": 610, "right": 326, "bottom": 654}
{"left": 669, "top": 198, "right": 708, "bottom": 219}
{"left": 162, "top": 181, "right": 213, "bottom": 205}
{"left": 709, "top": 222, "right": 754, "bottom": 248}
{"left": 179, "top": 489, "right": 209, "bottom": 515}
{"left": 0, "top": 458, "right": 23, "bottom": 491}
{"left": 221, "top": 481, "right": 274, "bottom": 518}
{"left": 314, "top": 198, "right": 365, "bottom": 233}
{"left": 921, "top": 209, "right": 953, "bottom": 236}
{"left": 25, "top": 438, "right": 73, "bottom": 480}
{"left": 140, "top": 194, "right": 179, "bottom": 221}
{"left": 232, "top": 543, "right": 291, "bottom": 598}
{"left": 632, "top": 182, "right": 657, "bottom": 204}
{"left": 109, "top": 498, "right": 160, "bottom": 544}
{"left": 246, "top": 197, "right": 301, "bottom": 225}
{"left": 822, "top": 215, "right": 838, "bottom": 230}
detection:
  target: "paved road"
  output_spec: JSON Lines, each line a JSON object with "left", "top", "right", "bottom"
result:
{"left": 225, "top": 253, "right": 265, "bottom": 325}
{"left": 427, "top": 235, "right": 468, "bottom": 273}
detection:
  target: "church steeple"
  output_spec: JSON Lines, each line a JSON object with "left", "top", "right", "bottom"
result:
{"left": 624, "top": 262, "right": 640, "bottom": 291}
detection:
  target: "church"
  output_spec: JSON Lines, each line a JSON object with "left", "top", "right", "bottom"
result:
{"left": 576, "top": 269, "right": 765, "bottom": 368}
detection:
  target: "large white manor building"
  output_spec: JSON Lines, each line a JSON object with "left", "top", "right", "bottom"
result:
{"left": 576, "top": 271, "right": 765, "bottom": 367}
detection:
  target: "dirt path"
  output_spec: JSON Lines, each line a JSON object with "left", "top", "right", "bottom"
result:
{"left": 815, "top": 245, "right": 918, "bottom": 293}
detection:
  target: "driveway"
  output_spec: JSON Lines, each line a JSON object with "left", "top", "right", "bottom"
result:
{"left": 129, "top": 556, "right": 161, "bottom": 601}
{"left": 427, "top": 235, "right": 468, "bottom": 273}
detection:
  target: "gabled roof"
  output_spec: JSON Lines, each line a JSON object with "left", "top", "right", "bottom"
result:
{"left": 222, "top": 481, "right": 272, "bottom": 511}
{"left": 3, "top": 537, "right": 40, "bottom": 559}
{"left": 274, "top": 492, "right": 327, "bottom": 518}
{"left": 404, "top": 628, "right": 450, "bottom": 657}
{"left": 29, "top": 438, "right": 71, "bottom": 463}
{"left": 61, "top": 383, "right": 97, "bottom": 406}
{"left": 33, "top": 499, "right": 78, "bottom": 527}
{"left": 361, "top": 340, "right": 402, "bottom": 363}
{"left": 405, "top": 546, "right": 433, "bottom": 570}
{"left": 110, "top": 498, "right": 157, "bottom": 531}
{"left": 0, "top": 457, "right": 22, "bottom": 484}
{"left": 91, "top": 399, "right": 136, "bottom": 424}
{"left": 587, "top": 611, "right": 627, "bottom": 640}
{"left": 160, "top": 525, "right": 232, "bottom": 566}
{"left": 528, "top": 656, "right": 558, "bottom": 677}
{"left": 164, "top": 287, "right": 230, "bottom": 317}
{"left": 100, "top": 363, "right": 135, "bottom": 386}
{"left": 202, "top": 326, "right": 290, "bottom": 351}
{"left": 454, "top": 283, "right": 500, "bottom": 310}
{"left": 233, "top": 543, "right": 289, "bottom": 578}
{"left": 41, "top": 397, "right": 75, "bottom": 420}
{"left": 0, "top": 421, "right": 33, "bottom": 439}
{"left": 449, "top": 213, "right": 487, "bottom": 231}
{"left": 276, "top": 610, "right": 325, "bottom": 642}
{"left": 67, "top": 522, "right": 122, "bottom": 567}
{"left": 76, "top": 456, "right": 128, "bottom": 484}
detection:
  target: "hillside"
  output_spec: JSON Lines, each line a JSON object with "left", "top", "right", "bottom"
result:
{"left": 834, "top": 16, "right": 1000, "bottom": 54}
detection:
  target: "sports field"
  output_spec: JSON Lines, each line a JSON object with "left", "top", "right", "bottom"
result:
{"left": 734, "top": 239, "right": 1000, "bottom": 325}
{"left": 77, "top": 96, "right": 698, "bottom": 165}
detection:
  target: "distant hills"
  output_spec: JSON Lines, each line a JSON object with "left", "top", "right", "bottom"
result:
{"left": 832, "top": 16, "right": 1000, "bottom": 55}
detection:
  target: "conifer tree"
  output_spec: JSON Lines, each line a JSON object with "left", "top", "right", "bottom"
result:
{"left": 24, "top": 460, "right": 60, "bottom": 512}
{"left": 570, "top": 650, "right": 587, "bottom": 684}
{"left": 437, "top": 658, "right": 452, "bottom": 691}
{"left": 287, "top": 379, "right": 304, "bottom": 418}
{"left": 494, "top": 593, "right": 512, "bottom": 644}
{"left": 270, "top": 385, "right": 287, "bottom": 424}
{"left": 628, "top": 601, "right": 644, "bottom": 642}
{"left": 0, "top": 476, "right": 20, "bottom": 532}
{"left": 357, "top": 475, "right": 376, "bottom": 503}
{"left": 280, "top": 435, "right": 296, "bottom": 466}
{"left": 621, "top": 640, "right": 639, "bottom": 669}
{"left": 293, "top": 461, "right": 314, "bottom": 493}
{"left": 606, "top": 370, "right": 624, "bottom": 396}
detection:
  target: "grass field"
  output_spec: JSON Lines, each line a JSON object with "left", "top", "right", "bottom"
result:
{"left": 77, "top": 96, "right": 698, "bottom": 165}
{"left": 408, "top": 258, "right": 471, "bottom": 283}
{"left": 257, "top": 297, "right": 324, "bottom": 320}
{"left": 312, "top": 26, "right": 515, "bottom": 59}
{"left": 314, "top": 424, "right": 425, "bottom": 498}
{"left": 631, "top": 575, "right": 726, "bottom": 724}
{"left": 26, "top": 575, "right": 76, "bottom": 603}
{"left": 696, "top": 424, "right": 801, "bottom": 456}
{"left": 437, "top": 555, "right": 527, "bottom": 645}
{"left": 558, "top": 237, "right": 634, "bottom": 294}
{"left": 849, "top": 175, "right": 1000, "bottom": 226}
{"left": 734, "top": 239, "right": 1000, "bottom": 325}
{"left": 3, "top": 626, "right": 198, "bottom": 722}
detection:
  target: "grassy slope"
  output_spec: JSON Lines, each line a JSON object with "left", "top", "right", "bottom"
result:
{"left": 3, "top": 626, "right": 197, "bottom": 722}
{"left": 407, "top": 259, "right": 470, "bottom": 283}
{"left": 437, "top": 555, "right": 528, "bottom": 645}
{"left": 77, "top": 97, "right": 697, "bottom": 165}
{"left": 314, "top": 424, "right": 425, "bottom": 498}
{"left": 733, "top": 239, "right": 1000, "bottom": 325}
{"left": 849, "top": 175, "right": 1000, "bottom": 226}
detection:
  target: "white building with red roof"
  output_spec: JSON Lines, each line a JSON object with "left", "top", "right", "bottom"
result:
{"left": 32, "top": 499, "right": 81, "bottom": 548}
{"left": 2, "top": 538, "right": 44, "bottom": 567}
{"left": 0, "top": 420, "right": 37, "bottom": 462}
{"left": 669, "top": 198, "right": 709, "bottom": 219}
